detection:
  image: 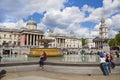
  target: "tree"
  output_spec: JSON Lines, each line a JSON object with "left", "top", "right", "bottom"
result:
{"left": 82, "top": 38, "right": 86, "bottom": 46}
{"left": 108, "top": 38, "right": 117, "bottom": 46}
{"left": 115, "top": 31, "right": 120, "bottom": 46}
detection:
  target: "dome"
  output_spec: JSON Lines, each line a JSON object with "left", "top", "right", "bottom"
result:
{"left": 26, "top": 18, "right": 37, "bottom": 26}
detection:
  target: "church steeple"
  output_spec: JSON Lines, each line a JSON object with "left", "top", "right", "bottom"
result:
{"left": 99, "top": 16, "right": 108, "bottom": 39}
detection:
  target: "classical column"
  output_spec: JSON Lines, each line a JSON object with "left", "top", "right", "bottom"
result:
{"left": 20, "top": 34, "right": 23, "bottom": 46}
{"left": 38, "top": 35, "right": 40, "bottom": 46}
{"left": 98, "top": 42, "right": 100, "bottom": 49}
{"left": 96, "top": 42, "right": 98, "bottom": 48}
{"left": 34, "top": 35, "right": 36, "bottom": 46}
{"left": 58, "top": 38, "right": 60, "bottom": 47}
{"left": 28, "top": 34, "right": 30, "bottom": 45}
{"left": 55, "top": 38, "right": 57, "bottom": 47}
{"left": 38, "top": 35, "right": 41, "bottom": 46}
{"left": 62, "top": 39, "right": 63, "bottom": 48}
{"left": 64, "top": 39, "right": 65, "bottom": 48}
{"left": 22, "top": 34, "right": 24, "bottom": 46}
{"left": 32, "top": 34, "right": 33, "bottom": 45}
{"left": 36, "top": 35, "right": 38, "bottom": 46}
{"left": 33, "top": 34, "right": 35, "bottom": 46}
{"left": 27, "top": 34, "right": 28, "bottom": 46}
{"left": 30, "top": 34, "right": 32, "bottom": 46}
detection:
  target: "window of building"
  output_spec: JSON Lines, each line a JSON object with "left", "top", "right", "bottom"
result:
{"left": 10, "top": 35, "right": 11, "bottom": 38}
{"left": 14, "top": 34, "right": 16, "bottom": 38}
{"left": 4, "top": 34, "right": 6, "bottom": 38}
{"left": 8, "top": 41, "right": 11, "bottom": 46}
{"left": 14, "top": 41, "right": 16, "bottom": 45}
{"left": 8, "top": 41, "right": 11, "bottom": 44}
{"left": 2, "top": 41, "right": 6, "bottom": 46}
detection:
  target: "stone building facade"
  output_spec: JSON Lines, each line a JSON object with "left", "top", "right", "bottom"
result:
{"left": 93, "top": 16, "right": 109, "bottom": 51}
{"left": 85, "top": 38, "right": 95, "bottom": 49}
{"left": 0, "top": 18, "right": 44, "bottom": 48}
{"left": 0, "top": 18, "right": 82, "bottom": 54}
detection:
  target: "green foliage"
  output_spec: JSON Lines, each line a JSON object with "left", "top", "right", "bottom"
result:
{"left": 115, "top": 31, "right": 120, "bottom": 46}
{"left": 108, "top": 38, "right": 117, "bottom": 46}
{"left": 82, "top": 38, "right": 86, "bottom": 46}
{"left": 108, "top": 31, "right": 120, "bottom": 46}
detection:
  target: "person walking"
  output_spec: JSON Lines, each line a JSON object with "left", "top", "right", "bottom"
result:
{"left": 99, "top": 52, "right": 109, "bottom": 76}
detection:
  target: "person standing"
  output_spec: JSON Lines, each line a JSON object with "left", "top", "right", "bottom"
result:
{"left": 99, "top": 52, "right": 109, "bottom": 76}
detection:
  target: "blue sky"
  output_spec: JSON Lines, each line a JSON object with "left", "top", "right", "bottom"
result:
{"left": 0, "top": 0, "right": 120, "bottom": 38}
{"left": 65, "top": 0, "right": 103, "bottom": 8}
{"left": 23, "top": 0, "right": 103, "bottom": 23}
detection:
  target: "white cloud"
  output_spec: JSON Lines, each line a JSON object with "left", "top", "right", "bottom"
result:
{"left": 104, "top": 14, "right": 120, "bottom": 38}
{"left": 105, "top": 18, "right": 113, "bottom": 28}
{"left": 42, "top": 6, "right": 84, "bottom": 29}
{"left": 0, "top": 22, "right": 16, "bottom": 28}
{"left": 82, "top": 4, "right": 95, "bottom": 14}
{"left": 0, "top": 19, "right": 26, "bottom": 29}
{"left": 0, "top": 0, "right": 66, "bottom": 22}
{"left": 111, "top": 14, "right": 120, "bottom": 31}
{"left": 103, "top": 0, "right": 120, "bottom": 17}
{"left": 80, "top": 0, "right": 120, "bottom": 38}
{"left": 0, "top": 0, "right": 120, "bottom": 38}
{"left": 83, "top": 0, "right": 120, "bottom": 22}
{"left": 54, "top": 27, "right": 68, "bottom": 35}
{"left": 37, "top": 23, "right": 46, "bottom": 30}
{"left": 84, "top": 7, "right": 103, "bottom": 22}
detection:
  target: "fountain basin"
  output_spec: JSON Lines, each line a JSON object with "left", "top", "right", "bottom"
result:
{"left": 29, "top": 48, "right": 62, "bottom": 57}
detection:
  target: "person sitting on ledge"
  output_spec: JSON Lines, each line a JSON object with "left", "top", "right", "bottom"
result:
{"left": 99, "top": 52, "right": 109, "bottom": 76}
{"left": 39, "top": 51, "right": 47, "bottom": 69}
{"left": 0, "top": 70, "right": 6, "bottom": 78}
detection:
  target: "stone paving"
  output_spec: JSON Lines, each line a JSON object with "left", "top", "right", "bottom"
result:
{"left": 1, "top": 56, "right": 120, "bottom": 80}
{"left": 7, "top": 76, "right": 58, "bottom": 80}
{"left": 1, "top": 70, "right": 120, "bottom": 80}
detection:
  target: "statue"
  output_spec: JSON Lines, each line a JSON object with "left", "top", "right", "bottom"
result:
{"left": 38, "top": 39, "right": 54, "bottom": 48}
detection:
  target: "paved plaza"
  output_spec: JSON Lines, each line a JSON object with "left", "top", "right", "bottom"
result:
{"left": 7, "top": 76, "right": 58, "bottom": 80}
{"left": 1, "top": 70, "right": 120, "bottom": 80}
{"left": 1, "top": 55, "right": 120, "bottom": 80}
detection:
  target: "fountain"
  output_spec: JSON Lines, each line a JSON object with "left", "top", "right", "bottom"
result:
{"left": 29, "top": 39, "right": 62, "bottom": 57}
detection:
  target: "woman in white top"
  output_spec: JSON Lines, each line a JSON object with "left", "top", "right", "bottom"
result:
{"left": 99, "top": 52, "right": 109, "bottom": 76}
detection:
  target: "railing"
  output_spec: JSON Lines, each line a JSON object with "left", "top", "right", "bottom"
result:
{"left": 1, "top": 55, "right": 28, "bottom": 63}
{"left": 62, "top": 54, "right": 100, "bottom": 62}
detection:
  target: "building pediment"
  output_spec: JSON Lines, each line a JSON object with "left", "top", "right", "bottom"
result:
{"left": 93, "top": 37, "right": 109, "bottom": 42}
{"left": 20, "top": 29, "right": 44, "bottom": 34}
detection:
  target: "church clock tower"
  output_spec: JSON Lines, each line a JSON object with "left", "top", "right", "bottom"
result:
{"left": 99, "top": 16, "right": 108, "bottom": 39}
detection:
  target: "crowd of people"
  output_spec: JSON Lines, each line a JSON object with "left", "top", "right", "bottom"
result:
{"left": 99, "top": 52, "right": 115, "bottom": 76}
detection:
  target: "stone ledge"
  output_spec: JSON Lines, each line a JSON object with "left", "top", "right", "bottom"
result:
{"left": 0, "top": 61, "right": 120, "bottom": 67}
{"left": 0, "top": 65, "right": 120, "bottom": 75}
{"left": 1, "top": 60, "right": 120, "bottom": 75}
